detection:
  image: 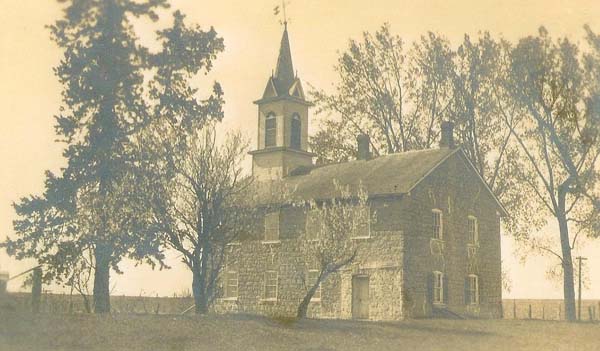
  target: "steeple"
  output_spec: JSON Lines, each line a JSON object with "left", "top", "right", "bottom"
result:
{"left": 273, "top": 26, "right": 295, "bottom": 94}
{"left": 259, "top": 26, "right": 306, "bottom": 102}
{"left": 250, "top": 25, "right": 315, "bottom": 181}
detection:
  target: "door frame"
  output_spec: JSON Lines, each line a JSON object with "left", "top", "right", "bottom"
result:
{"left": 351, "top": 274, "right": 370, "bottom": 320}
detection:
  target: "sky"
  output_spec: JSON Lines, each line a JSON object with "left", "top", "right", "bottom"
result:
{"left": 1, "top": 0, "right": 599, "bottom": 299}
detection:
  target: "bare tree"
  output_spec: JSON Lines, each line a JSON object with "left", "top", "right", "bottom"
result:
{"left": 65, "top": 249, "right": 95, "bottom": 313}
{"left": 148, "top": 124, "right": 252, "bottom": 314}
{"left": 296, "top": 182, "right": 370, "bottom": 319}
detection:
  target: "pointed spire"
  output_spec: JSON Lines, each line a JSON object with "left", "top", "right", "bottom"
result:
{"left": 273, "top": 26, "right": 295, "bottom": 92}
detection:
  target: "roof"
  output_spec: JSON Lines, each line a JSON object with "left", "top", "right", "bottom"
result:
{"left": 257, "top": 27, "right": 307, "bottom": 102}
{"left": 254, "top": 147, "right": 508, "bottom": 216}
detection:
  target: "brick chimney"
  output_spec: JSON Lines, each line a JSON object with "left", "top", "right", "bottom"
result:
{"left": 357, "top": 133, "right": 371, "bottom": 160}
{"left": 439, "top": 121, "right": 455, "bottom": 148}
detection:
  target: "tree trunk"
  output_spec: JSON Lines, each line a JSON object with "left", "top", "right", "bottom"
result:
{"left": 297, "top": 275, "right": 324, "bottom": 319}
{"left": 296, "top": 292, "right": 313, "bottom": 319}
{"left": 557, "top": 187, "right": 576, "bottom": 322}
{"left": 192, "top": 266, "right": 208, "bottom": 314}
{"left": 93, "top": 245, "right": 111, "bottom": 314}
{"left": 558, "top": 214, "right": 576, "bottom": 321}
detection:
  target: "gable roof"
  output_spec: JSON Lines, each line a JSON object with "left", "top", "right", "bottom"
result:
{"left": 254, "top": 147, "right": 508, "bottom": 216}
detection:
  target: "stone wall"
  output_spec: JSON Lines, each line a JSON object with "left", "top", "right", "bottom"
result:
{"left": 213, "top": 205, "right": 405, "bottom": 321}
{"left": 398, "top": 152, "right": 503, "bottom": 318}
{"left": 214, "top": 151, "right": 502, "bottom": 320}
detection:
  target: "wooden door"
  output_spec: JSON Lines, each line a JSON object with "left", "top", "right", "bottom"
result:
{"left": 352, "top": 275, "right": 369, "bottom": 319}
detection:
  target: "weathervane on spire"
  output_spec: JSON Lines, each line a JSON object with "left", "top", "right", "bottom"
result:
{"left": 273, "top": 1, "right": 291, "bottom": 28}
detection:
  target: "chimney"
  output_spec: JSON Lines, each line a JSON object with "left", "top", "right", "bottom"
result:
{"left": 439, "top": 121, "right": 455, "bottom": 148}
{"left": 357, "top": 134, "right": 371, "bottom": 160}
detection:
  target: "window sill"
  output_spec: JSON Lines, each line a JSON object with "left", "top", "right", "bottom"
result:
{"left": 227, "top": 242, "right": 241, "bottom": 247}
{"left": 259, "top": 298, "right": 278, "bottom": 304}
{"left": 467, "top": 243, "right": 479, "bottom": 248}
{"left": 220, "top": 297, "right": 238, "bottom": 302}
{"left": 351, "top": 236, "right": 371, "bottom": 241}
{"left": 262, "top": 240, "right": 281, "bottom": 245}
{"left": 433, "top": 302, "right": 447, "bottom": 307}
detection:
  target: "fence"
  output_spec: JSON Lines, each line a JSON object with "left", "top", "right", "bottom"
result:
{"left": 1, "top": 292, "right": 194, "bottom": 315}
{"left": 3, "top": 293, "right": 600, "bottom": 320}
{"left": 502, "top": 299, "right": 600, "bottom": 321}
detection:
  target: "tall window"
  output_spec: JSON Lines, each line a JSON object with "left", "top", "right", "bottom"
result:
{"left": 307, "top": 270, "right": 322, "bottom": 301}
{"left": 265, "top": 113, "right": 277, "bottom": 148}
{"left": 352, "top": 206, "right": 371, "bottom": 238}
{"left": 468, "top": 216, "right": 478, "bottom": 245}
{"left": 264, "top": 211, "right": 280, "bottom": 242}
{"left": 291, "top": 113, "right": 301, "bottom": 149}
{"left": 432, "top": 209, "right": 443, "bottom": 240}
{"left": 467, "top": 274, "right": 479, "bottom": 304}
{"left": 305, "top": 209, "right": 321, "bottom": 241}
{"left": 433, "top": 271, "right": 444, "bottom": 304}
{"left": 264, "top": 270, "right": 278, "bottom": 300}
{"left": 225, "top": 271, "right": 238, "bottom": 299}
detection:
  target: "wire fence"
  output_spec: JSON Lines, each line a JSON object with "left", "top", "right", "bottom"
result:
{"left": 502, "top": 299, "right": 600, "bottom": 321}
{"left": 1, "top": 292, "right": 194, "bottom": 315}
{"left": 3, "top": 292, "right": 600, "bottom": 321}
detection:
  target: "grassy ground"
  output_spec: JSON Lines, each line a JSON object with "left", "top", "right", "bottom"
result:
{"left": 0, "top": 312, "right": 598, "bottom": 351}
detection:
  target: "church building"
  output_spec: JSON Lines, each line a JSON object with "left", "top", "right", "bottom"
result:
{"left": 213, "top": 25, "right": 505, "bottom": 320}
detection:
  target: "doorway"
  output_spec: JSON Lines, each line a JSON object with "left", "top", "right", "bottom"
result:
{"left": 352, "top": 275, "right": 370, "bottom": 319}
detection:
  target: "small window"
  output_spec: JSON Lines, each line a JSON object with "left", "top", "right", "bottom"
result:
{"left": 225, "top": 271, "right": 238, "bottom": 299}
{"left": 467, "top": 274, "right": 479, "bottom": 305}
{"left": 291, "top": 113, "right": 301, "bottom": 149}
{"left": 264, "top": 270, "right": 278, "bottom": 300}
{"left": 352, "top": 206, "right": 371, "bottom": 238}
{"left": 307, "top": 270, "right": 322, "bottom": 301}
{"left": 433, "top": 271, "right": 444, "bottom": 304}
{"left": 264, "top": 211, "right": 280, "bottom": 242}
{"left": 432, "top": 209, "right": 443, "bottom": 240}
{"left": 305, "top": 209, "right": 321, "bottom": 241}
{"left": 265, "top": 113, "right": 277, "bottom": 148}
{"left": 468, "top": 216, "right": 478, "bottom": 245}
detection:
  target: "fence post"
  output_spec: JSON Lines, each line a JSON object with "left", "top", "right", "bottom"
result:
{"left": 31, "top": 267, "right": 42, "bottom": 313}
{"left": 559, "top": 304, "right": 562, "bottom": 320}
{"left": 528, "top": 304, "right": 532, "bottom": 319}
{"left": 513, "top": 299, "right": 517, "bottom": 319}
{"left": 542, "top": 305, "right": 545, "bottom": 320}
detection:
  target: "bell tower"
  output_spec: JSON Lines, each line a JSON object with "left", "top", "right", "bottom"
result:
{"left": 249, "top": 24, "right": 315, "bottom": 181}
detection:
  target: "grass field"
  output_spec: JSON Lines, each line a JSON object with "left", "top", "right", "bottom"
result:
{"left": 1, "top": 312, "right": 598, "bottom": 351}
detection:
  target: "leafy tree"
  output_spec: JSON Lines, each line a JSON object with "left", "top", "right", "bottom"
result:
{"left": 130, "top": 10, "right": 228, "bottom": 315}
{"left": 310, "top": 25, "right": 515, "bottom": 199}
{"left": 498, "top": 26, "right": 600, "bottom": 321}
{"left": 310, "top": 25, "right": 539, "bottom": 269}
{"left": 2, "top": 1, "right": 224, "bottom": 314}
{"left": 295, "top": 182, "right": 369, "bottom": 319}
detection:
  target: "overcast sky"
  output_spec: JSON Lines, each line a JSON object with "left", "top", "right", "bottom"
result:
{"left": 1, "top": 0, "right": 599, "bottom": 299}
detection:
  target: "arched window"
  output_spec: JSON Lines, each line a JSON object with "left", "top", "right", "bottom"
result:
{"left": 265, "top": 113, "right": 276, "bottom": 148}
{"left": 291, "top": 113, "right": 301, "bottom": 149}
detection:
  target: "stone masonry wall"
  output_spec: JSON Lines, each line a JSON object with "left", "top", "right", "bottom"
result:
{"left": 398, "top": 152, "right": 503, "bottom": 318}
{"left": 213, "top": 205, "right": 404, "bottom": 321}
{"left": 214, "top": 151, "right": 502, "bottom": 320}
